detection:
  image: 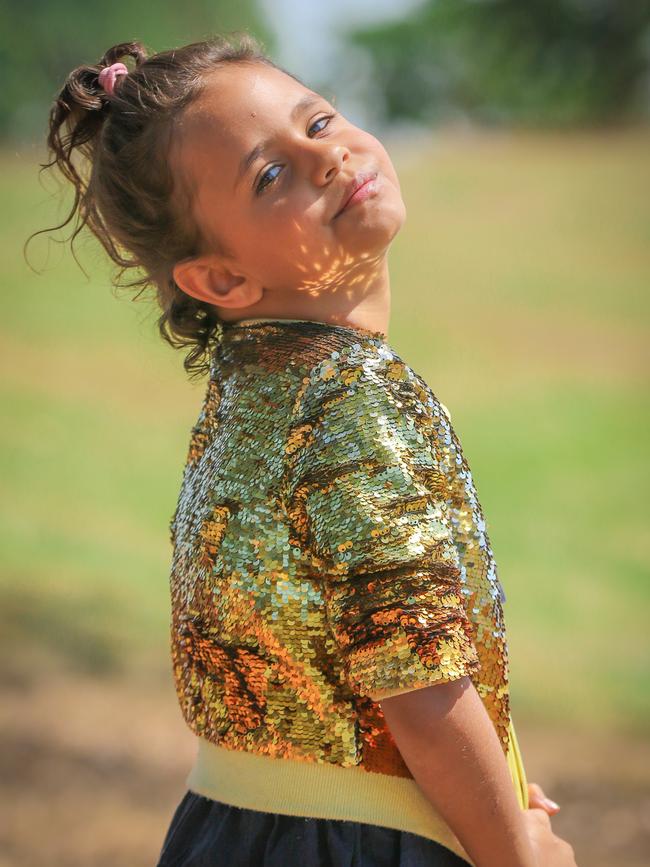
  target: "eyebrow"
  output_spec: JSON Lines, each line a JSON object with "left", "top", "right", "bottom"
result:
{"left": 235, "top": 93, "right": 323, "bottom": 189}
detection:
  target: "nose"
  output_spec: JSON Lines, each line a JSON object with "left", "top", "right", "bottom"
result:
{"left": 308, "top": 142, "right": 351, "bottom": 187}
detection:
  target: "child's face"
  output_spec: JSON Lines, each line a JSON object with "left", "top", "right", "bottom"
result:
{"left": 170, "top": 62, "right": 406, "bottom": 307}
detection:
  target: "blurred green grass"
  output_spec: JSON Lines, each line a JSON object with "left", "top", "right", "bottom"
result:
{"left": 2, "top": 129, "right": 649, "bottom": 733}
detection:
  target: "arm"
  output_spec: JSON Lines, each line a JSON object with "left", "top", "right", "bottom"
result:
{"left": 288, "top": 364, "right": 564, "bottom": 864}
{"left": 380, "top": 676, "right": 537, "bottom": 867}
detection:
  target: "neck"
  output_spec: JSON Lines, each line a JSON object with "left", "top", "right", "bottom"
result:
{"left": 221, "top": 252, "right": 392, "bottom": 339}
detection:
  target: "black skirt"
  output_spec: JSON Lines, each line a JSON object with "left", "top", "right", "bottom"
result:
{"left": 156, "top": 789, "right": 471, "bottom": 866}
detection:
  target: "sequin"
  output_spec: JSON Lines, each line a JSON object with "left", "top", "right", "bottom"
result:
{"left": 168, "top": 319, "right": 512, "bottom": 780}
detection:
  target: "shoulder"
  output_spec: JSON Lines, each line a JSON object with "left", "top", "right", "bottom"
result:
{"left": 284, "top": 335, "right": 455, "bottom": 498}
{"left": 294, "top": 335, "right": 450, "bottom": 449}
{"left": 298, "top": 336, "right": 429, "bottom": 421}
{"left": 282, "top": 336, "right": 464, "bottom": 579}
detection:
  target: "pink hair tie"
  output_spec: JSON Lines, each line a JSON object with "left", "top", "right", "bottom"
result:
{"left": 98, "top": 62, "right": 128, "bottom": 96}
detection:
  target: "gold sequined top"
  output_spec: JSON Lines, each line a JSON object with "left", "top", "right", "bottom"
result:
{"left": 168, "top": 317, "right": 529, "bottom": 862}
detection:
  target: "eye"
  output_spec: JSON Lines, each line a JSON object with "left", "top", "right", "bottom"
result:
{"left": 308, "top": 113, "right": 336, "bottom": 136}
{"left": 254, "top": 112, "right": 338, "bottom": 195}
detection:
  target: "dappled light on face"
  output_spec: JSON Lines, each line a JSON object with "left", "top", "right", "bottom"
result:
{"left": 286, "top": 244, "right": 385, "bottom": 303}
{"left": 254, "top": 210, "right": 390, "bottom": 304}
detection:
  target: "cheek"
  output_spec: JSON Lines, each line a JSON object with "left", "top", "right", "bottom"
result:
{"left": 205, "top": 202, "right": 297, "bottom": 263}
{"left": 364, "top": 133, "right": 400, "bottom": 185}
{"left": 237, "top": 216, "right": 304, "bottom": 267}
{"left": 258, "top": 199, "right": 324, "bottom": 246}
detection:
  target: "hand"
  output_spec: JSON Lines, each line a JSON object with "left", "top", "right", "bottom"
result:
{"left": 522, "top": 808, "right": 577, "bottom": 866}
{"left": 527, "top": 781, "right": 561, "bottom": 816}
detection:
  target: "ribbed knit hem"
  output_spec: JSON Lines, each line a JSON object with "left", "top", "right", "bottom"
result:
{"left": 185, "top": 717, "right": 529, "bottom": 865}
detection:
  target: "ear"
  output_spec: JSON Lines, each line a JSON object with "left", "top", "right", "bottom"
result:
{"left": 172, "top": 254, "right": 263, "bottom": 310}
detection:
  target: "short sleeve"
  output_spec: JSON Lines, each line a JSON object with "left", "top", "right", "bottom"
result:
{"left": 285, "top": 361, "right": 480, "bottom": 701}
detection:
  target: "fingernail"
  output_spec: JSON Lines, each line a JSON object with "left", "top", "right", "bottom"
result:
{"left": 544, "top": 798, "right": 560, "bottom": 810}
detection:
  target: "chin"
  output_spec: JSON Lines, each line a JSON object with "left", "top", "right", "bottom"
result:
{"left": 345, "top": 200, "right": 406, "bottom": 250}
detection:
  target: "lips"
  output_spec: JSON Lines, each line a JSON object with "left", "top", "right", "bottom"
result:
{"left": 334, "top": 170, "right": 378, "bottom": 219}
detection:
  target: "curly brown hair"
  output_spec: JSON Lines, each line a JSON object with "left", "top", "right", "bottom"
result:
{"left": 26, "top": 32, "right": 305, "bottom": 380}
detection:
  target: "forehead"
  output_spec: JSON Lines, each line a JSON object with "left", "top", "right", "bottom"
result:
{"left": 173, "top": 64, "right": 323, "bottom": 179}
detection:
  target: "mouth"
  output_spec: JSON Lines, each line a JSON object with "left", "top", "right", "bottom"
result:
{"left": 333, "top": 170, "right": 379, "bottom": 220}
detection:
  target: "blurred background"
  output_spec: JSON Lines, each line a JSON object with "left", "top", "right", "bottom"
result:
{"left": 1, "top": 1, "right": 649, "bottom": 864}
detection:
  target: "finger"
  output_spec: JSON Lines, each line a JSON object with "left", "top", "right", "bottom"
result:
{"left": 528, "top": 782, "right": 560, "bottom": 814}
{"left": 528, "top": 792, "right": 561, "bottom": 815}
{"left": 528, "top": 782, "right": 546, "bottom": 799}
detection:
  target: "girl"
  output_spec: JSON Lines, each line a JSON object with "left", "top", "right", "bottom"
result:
{"left": 36, "top": 32, "right": 577, "bottom": 867}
